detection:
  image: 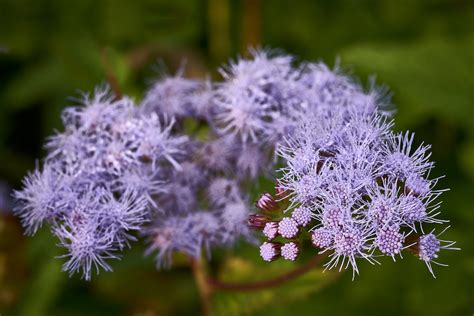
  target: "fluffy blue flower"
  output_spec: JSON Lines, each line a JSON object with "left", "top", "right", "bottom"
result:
{"left": 141, "top": 69, "right": 209, "bottom": 119}
{"left": 417, "top": 229, "right": 458, "bottom": 277}
{"left": 53, "top": 188, "right": 148, "bottom": 280}
{"left": 213, "top": 49, "right": 296, "bottom": 144}
{"left": 14, "top": 164, "right": 75, "bottom": 235}
{"left": 14, "top": 87, "right": 187, "bottom": 279}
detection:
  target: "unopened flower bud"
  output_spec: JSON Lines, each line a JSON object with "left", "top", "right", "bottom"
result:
{"left": 248, "top": 214, "right": 270, "bottom": 229}
{"left": 404, "top": 173, "right": 430, "bottom": 197}
{"left": 263, "top": 222, "right": 279, "bottom": 240}
{"left": 278, "top": 217, "right": 299, "bottom": 239}
{"left": 275, "top": 182, "right": 289, "bottom": 199}
{"left": 417, "top": 233, "right": 440, "bottom": 261}
{"left": 311, "top": 228, "right": 333, "bottom": 249}
{"left": 292, "top": 206, "right": 312, "bottom": 227}
{"left": 281, "top": 242, "right": 300, "bottom": 261}
{"left": 256, "top": 193, "right": 278, "bottom": 212}
{"left": 259, "top": 242, "right": 281, "bottom": 262}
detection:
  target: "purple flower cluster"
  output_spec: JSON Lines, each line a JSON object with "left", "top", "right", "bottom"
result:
{"left": 273, "top": 77, "right": 458, "bottom": 277}
{"left": 14, "top": 89, "right": 187, "bottom": 280}
{"left": 14, "top": 77, "right": 259, "bottom": 279}
{"left": 15, "top": 50, "right": 304, "bottom": 279}
{"left": 14, "top": 48, "right": 457, "bottom": 280}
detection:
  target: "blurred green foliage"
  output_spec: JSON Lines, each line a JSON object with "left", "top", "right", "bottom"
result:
{"left": 0, "top": 0, "right": 473, "bottom": 315}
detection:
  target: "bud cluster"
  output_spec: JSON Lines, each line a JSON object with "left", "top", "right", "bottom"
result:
{"left": 250, "top": 191, "right": 312, "bottom": 261}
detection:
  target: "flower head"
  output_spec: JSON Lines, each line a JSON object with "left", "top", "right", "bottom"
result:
{"left": 375, "top": 225, "right": 405, "bottom": 257}
{"left": 417, "top": 230, "right": 458, "bottom": 277}
{"left": 278, "top": 217, "right": 299, "bottom": 239}
{"left": 213, "top": 49, "right": 295, "bottom": 144}
{"left": 311, "top": 228, "right": 334, "bottom": 249}
{"left": 260, "top": 242, "right": 281, "bottom": 262}
{"left": 291, "top": 206, "right": 313, "bottom": 227}
{"left": 281, "top": 242, "right": 300, "bottom": 261}
{"left": 141, "top": 69, "right": 207, "bottom": 119}
{"left": 263, "top": 222, "right": 279, "bottom": 240}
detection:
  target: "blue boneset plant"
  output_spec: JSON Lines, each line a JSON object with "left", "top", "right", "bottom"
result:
{"left": 13, "top": 49, "right": 458, "bottom": 284}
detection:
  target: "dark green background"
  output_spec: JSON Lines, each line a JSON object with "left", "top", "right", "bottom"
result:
{"left": 0, "top": 0, "right": 472, "bottom": 315}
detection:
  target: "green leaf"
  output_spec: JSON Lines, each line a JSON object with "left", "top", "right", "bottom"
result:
{"left": 341, "top": 36, "right": 474, "bottom": 133}
{"left": 211, "top": 256, "right": 340, "bottom": 316}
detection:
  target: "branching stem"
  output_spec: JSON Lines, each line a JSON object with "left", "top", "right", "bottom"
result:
{"left": 207, "top": 252, "right": 329, "bottom": 292}
{"left": 190, "top": 257, "right": 213, "bottom": 316}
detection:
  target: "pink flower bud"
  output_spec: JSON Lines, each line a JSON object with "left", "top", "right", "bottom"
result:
{"left": 259, "top": 242, "right": 282, "bottom": 262}
{"left": 247, "top": 214, "right": 270, "bottom": 229}
{"left": 256, "top": 193, "right": 278, "bottom": 212}
{"left": 281, "top": 242, "right": 300, "bottom": 261}
{"left": 263, "top": 222, "right": 279, "bottom": 240}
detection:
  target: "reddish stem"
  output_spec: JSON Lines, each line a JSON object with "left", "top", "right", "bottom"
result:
{"left": 207, "top": 252, "right": 329, "bottom": 292}
{"left": 100, "top": 48, "right": 123, "bottom": 100}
